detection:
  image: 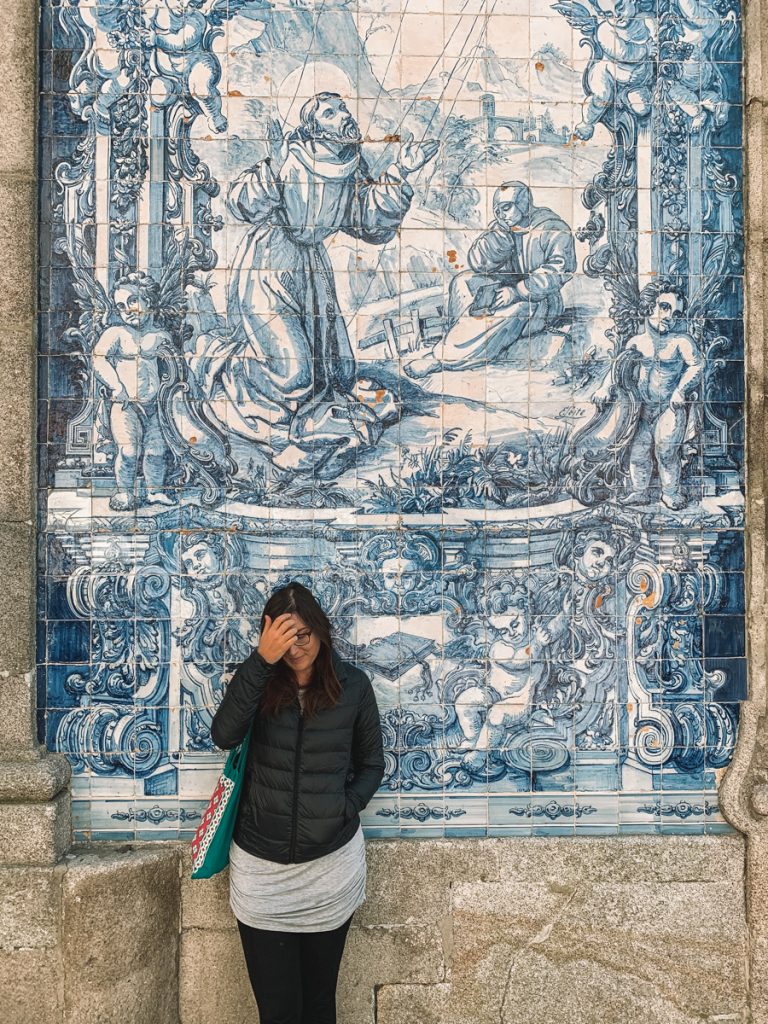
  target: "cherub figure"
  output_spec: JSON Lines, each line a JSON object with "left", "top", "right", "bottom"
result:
{"left": 454, "top": 581, "right": 569, "bottom": 769}
{"left": 591, "top": 280, "right": 703, "bottom": 510}
{"left": 93, "top": 273, "right": 175, "bottom": 511}
{"left": 149, "top": 0, "right": 258, "bottom": 133}
{"left": 665, "top": 0, "right": 738, "bottom": 132}
{"left": 553, "top": 0, "right": 656, "bottom": 140}
{"left": 62, "top": 1, "right": 133, "bottom": 130}
{"left": 161, "top": 531, "right": 266, "bottom": 749}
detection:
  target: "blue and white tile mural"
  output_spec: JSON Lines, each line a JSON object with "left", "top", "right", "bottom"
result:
{"left": 38, "top": 0, "right": 745, "bottom": 839}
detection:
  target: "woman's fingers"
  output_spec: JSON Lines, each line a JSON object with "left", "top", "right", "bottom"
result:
{"left": 270, "top": 614, "right": 299, "bottom": 638}
{"left": 263, "top": 612, "right": 294, "bottom": 635}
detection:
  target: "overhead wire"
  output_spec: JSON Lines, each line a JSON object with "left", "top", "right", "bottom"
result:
{"left": 351, "top": 0, "right": 491, "bottom": 315}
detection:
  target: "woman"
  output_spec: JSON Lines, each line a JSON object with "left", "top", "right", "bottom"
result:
{"left": 210, "top": 582, "right": 385, "bottom": 1024}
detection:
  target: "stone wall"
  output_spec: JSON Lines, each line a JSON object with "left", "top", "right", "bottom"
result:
{"left": 187, "top": 835, "right": 750, "bottom": 1024}
{"left": 2, "top": 0, "right": 768, "bottom": 1022}
{"left": 2, "top": 835, "right": 749, "bottom": 1024}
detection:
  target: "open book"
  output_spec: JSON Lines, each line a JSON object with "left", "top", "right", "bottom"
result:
{"left": 358, "top": 631, "right": 437, "bottom": 680}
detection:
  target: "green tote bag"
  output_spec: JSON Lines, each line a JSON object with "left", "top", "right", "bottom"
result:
{"left": 190, "top": 732, "right": 251, "bottom": 879}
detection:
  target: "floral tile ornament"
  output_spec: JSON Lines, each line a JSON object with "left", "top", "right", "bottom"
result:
{"left": 39, "top": 0, "right": 745, "bottom": 837}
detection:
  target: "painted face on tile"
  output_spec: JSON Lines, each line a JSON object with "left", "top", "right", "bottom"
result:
{"left": 381, "top": 557, "right": 419, "bottom": 596}
{"left": 312, "top": 96, "right": 361, "bottom": 143}
{"left": 113, "top": 287, "right": 153, "bottom": 328}
{"left": 182, "top": 542, "right": 223, "bottom": 579}
{"left": 578, "top": 541, "right": 617, "bottom": 581}
{"left": 494, "top": 183, "right": 532, "bottom": 229}
{"left": 595, "top": 0, "right": 635, "bottom": 26}
{"left": 491, "top": 599, "right": 530, "bottom": 641}
{"left": 648, "top": 293, "right": 685, "bottom": 335}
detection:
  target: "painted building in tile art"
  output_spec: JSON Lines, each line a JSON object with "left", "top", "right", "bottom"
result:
{"left": 39, "top": 0, "right": 745, "bottom": 840}
{"left": 6, "top": 0, "right": 768, "bottom": 1021}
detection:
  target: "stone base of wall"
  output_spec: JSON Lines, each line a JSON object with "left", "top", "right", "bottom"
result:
{"left": 1, "top": 846, "right": 180, "bottom": 1024}
{"left": 187, "top": 835, "right": 749, "bottom": 1024}
{"left": 0, "top": 836, "right": 750, "bottom": 1023}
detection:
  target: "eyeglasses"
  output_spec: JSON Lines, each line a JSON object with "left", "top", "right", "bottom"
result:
{"left": 293, "top": 630, "right": 312, "bottom": 647}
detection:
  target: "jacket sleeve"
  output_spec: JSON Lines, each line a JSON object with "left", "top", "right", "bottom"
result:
{"left": 210, "top": 650, "right": 273, "bottom": 750}
{"left": 345, "top": 675, "right": 385, "bottom": 813}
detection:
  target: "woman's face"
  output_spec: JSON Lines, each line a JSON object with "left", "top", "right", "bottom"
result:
{"left": 281, "top": 613, "right": 322, "bottom": 680}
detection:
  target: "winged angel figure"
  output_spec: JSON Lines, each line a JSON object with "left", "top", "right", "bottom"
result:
{"left": 552, "top": 0, "right": 657, "bottom": 140}
{"left": 147, "top": 0, "right": 267, "bottom": 133}
{"left": 563, "top": 251, "right": 737, "bottom": 509}
{"left": 61, "top": 0, "right": 265, "bottom": 133}
{"left": 62, "top": 234, "right": 234, "bottom": 511}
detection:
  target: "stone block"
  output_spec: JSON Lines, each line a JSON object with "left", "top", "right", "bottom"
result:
{"left": 337, "top": 924, "right": 445, "bottom": 1024}
{"left": 0, "top": 175, "right": 36, "bottom": 321}
{"left": 61, "top": 846, "right": 180, "bottom": 1024}
{"left": 446, "top": 877, "right": 748, "bottom": 1023}
{"left": 375, "top": 982, "right": 453, "bottom": 1024}
{"left": 0, "top": 864, "right": 62, "bottom": 951}
{"left": 494, "top": 834, "right": 745, "bottom": 885}
{"left": 0, "top": 676, "right": 36, "bottom": 755}
{"left": 179, "top": 928, "right": 255, "bottom": 1024}
{"left": 0, "top": 522, "right": 35, "bottom": 676}
{"left": 448, "top": 878, "right": 568, "bottom": 1022}
{"left": 500, "top": 950, "right": 731, "bottom": 1024}
{"left": 0, "top": 323, "right": 35, "bottom": 523}
{"left": 180, "top": 854, "right": 235, "bottom": 932}
{"left": 0, "top": 789, "right": 71, "bottom": 865}
{"left": 0, "top": 68, "right": 36, "bottom": 177}
{"left": 357, "top": 838, "right": 500, "bottom": 926}
{"left": 0, "top": 754, "right": 71, "bottom": 802}
{"left": 0, "top": 0, "right": 37, "bottom": 179}
{"left": 0, "top": 948, "right": 63, "bottom": 1024}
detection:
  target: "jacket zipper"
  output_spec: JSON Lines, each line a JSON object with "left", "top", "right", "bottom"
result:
{"left": 288, "top": 702, "right": 304, "bottom": 862}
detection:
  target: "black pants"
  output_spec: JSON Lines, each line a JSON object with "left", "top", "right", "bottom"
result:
{"left": 236, "top": 915, "right": 354, "bottom": 1024}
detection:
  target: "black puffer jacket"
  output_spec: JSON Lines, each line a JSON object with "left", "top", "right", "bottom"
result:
{"left": 210, "top": 649, "right": 385, "bottom": 864}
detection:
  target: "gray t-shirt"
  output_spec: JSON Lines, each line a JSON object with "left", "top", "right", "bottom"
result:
{"left": 229, "top": 825, "right": 366, "bottom": 932}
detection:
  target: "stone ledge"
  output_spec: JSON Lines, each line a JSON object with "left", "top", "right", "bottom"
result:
{"left": 61, "top": 845, "right": 181, "bottom": 1024}
{"left": 493, "top": 833, "right": 746, "bottom": 884}
{"left": 0, "top": 843, "right": 182, "bottom": 1024}
{"left": 0, "top": 789, "right": 71, "bottom": 866}
{"left": 0, "top": 753, "right": 71, "bottom": 802}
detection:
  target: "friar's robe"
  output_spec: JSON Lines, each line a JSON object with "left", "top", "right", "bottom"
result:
{"left": 436, "top": 206, "right": 577, "bottom": 369}
{"left": 195, "top": 136, "right": 412, "bottom": 463}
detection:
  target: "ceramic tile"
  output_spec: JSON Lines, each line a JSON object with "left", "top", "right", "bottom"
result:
{"left": 37, "top": 0, "right": 746, "bottom": 840}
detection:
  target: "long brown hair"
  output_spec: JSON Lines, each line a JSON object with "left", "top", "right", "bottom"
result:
{"left": 259, "top": 582, "right": 341, "bottom": 718}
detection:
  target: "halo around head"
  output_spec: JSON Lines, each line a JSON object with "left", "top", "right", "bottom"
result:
{"left": 277, "top": 62, "right": 354, "bottom": 127}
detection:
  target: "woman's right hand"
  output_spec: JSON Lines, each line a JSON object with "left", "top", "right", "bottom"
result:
{"left": 257, "top": 614, "right": 299, "bottom": 664}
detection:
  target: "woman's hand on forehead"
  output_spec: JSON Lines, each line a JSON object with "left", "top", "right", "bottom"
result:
{"left": 258, "top": 613, "right": 300, "bottom": 664}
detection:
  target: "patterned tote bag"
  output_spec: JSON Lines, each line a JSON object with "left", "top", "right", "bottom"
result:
{"left": 191, "top": 732, "right": 251, "bottom": 879}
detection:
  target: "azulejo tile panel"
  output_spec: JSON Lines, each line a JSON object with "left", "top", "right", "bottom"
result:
{"left": 38, "top": 0, "right": 745, "bottom": 840}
